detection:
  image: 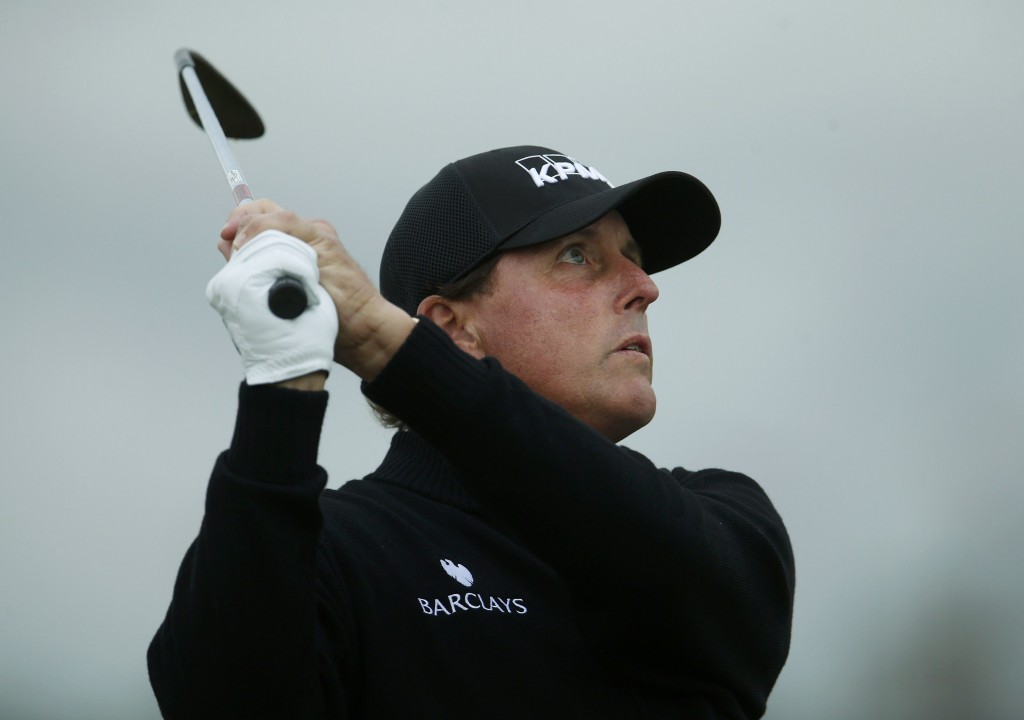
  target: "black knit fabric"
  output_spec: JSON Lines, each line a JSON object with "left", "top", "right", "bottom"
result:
{"left": 149, "top": 321, "right": 794, "bottom": 719}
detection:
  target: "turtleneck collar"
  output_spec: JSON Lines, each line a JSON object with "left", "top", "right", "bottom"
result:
{"left": 367, "top": 432, "right": 481, "bottom": 514}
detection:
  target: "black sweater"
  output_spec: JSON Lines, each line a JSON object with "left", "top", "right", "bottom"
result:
{"left": 148, "top": 319, "right": 795, "bottom": 718}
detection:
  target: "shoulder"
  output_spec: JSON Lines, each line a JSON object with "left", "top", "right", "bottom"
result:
{"left": 319, "top": 478, "right": 408, "bottom": 518}
{"left": 618, "top": 445, "right": 786, "bottom": 529}
{"left": 617, "top": 445, "right": 757, "bottom": 488}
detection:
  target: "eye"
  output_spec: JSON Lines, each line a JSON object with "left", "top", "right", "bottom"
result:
{"left": 559, "top": 246, "right": 587, "bottom": 265}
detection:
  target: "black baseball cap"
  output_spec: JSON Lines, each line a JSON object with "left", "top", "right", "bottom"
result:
{"left": 380, "top": 145, "right": 721, "bottom": 315}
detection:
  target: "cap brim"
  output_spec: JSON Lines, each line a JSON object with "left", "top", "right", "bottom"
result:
{"left": 498, "top": 171, "right": 721, "bottom": 274}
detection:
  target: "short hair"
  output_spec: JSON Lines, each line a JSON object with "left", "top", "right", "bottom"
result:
{"left": 368, "top": 251, "right": 503, "bottom": 431}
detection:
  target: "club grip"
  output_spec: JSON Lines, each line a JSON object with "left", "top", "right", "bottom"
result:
{"left": 268, "top": 276, "right": 308, "bottom": 319}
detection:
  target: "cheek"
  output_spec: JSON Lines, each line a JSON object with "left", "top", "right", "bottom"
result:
{"left": 478, "top": 302, "right": 571, "bottom": 376}
{"left": 482, "top": 307, "right": 551, "bottom": 367}
{"left": 473, "top": 267, "right": 603, "bottom": 385}
{"left": 508, "top": 319, "right": 599, "bottom": 399}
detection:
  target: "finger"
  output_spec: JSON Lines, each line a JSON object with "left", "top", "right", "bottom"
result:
{"left": 221, "top": 199, "right": 285, "bottom": 243}
{"left": 220, "top": 218, "right": 239, "bottom": 244}
{"left": 219, "top": 200, "right": 284, "bottom": 260}
{"left": 235, "top": 210, "right": 300, "bottom": 245}
{"left": 236, "top": 211, "right": 338, "bottom": 250}
{"left": 308, "top": 218, "right": 341, "bottom": 242}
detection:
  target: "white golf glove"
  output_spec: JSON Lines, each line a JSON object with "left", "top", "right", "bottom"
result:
{"left": 206, "top": 229, "right": 338, "bottom": 385}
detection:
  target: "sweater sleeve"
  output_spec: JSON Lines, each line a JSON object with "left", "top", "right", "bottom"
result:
{"left": 364, "top": 319, "right": 795, "bottom": 718}
{"left": 147, "top": 383, "right": 349, "bottom": 719}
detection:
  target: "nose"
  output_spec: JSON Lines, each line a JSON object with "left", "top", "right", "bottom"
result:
{"left": 619, "top": 257, "right": 660, "bottom": 312}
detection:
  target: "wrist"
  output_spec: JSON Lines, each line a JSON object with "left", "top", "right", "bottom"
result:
{"left": 336, "top": 298, "right": 419, "bottom": 383}
{"left": 358, "top": 313, "right": 419, "bottom": 383}
{"left": 229, "top": 381, "right": 329, "bottom": 485}
{"left": 275, "top": 371, "right": 327, "bottom": 392}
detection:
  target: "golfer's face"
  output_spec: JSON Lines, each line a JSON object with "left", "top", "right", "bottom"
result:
{"left": 464, "top": 211, "right": 659, "bottom": 442}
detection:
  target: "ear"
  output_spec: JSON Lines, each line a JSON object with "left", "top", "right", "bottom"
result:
{"left": 416, "top": 295, "right": 485, "bottom": 359}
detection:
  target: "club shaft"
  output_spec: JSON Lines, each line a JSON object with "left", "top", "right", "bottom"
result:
{"left": 179, "top": 65, "right": 253, "bottom": 205}
{"left": 176, "top": 49, "right": 305, "bottom": 319}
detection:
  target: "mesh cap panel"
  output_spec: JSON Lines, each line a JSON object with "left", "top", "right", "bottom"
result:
{"left": 380, "top": 164, "right": 499, "bottom": 315}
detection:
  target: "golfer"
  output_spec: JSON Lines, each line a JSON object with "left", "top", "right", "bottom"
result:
{"left": 148, "top": 145, "right": 795, "bottom": 719}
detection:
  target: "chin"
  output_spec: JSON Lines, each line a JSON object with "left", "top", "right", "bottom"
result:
{"left": 600, "top": 394, "right": 657, "bottom": 443}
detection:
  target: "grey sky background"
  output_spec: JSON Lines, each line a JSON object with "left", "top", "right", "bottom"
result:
{"left": 1, "top": 1, "right": 1022, "bottom": 718}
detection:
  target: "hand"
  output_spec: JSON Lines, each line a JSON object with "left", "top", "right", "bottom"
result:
{"left": 207, "top": 230, "right": 338, "bottom": 385}
{"left": 219, "top": 200, "right": 416, "bottom": 381}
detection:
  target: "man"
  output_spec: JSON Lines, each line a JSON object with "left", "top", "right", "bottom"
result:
{"left": 148, "top": 146, "right": 795, "bottom": 718}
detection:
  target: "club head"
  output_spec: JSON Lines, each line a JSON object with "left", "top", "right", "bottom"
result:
{"left": 175, "top": 49, "right": 264, "bottom": 139}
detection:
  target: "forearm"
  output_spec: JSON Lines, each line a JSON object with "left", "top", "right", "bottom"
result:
{"left": 148, "top": 384, "right": 337, "bottom": 719}
{"left": 364, "top": 319, "right": 794, "bottom": 713}
{"left": 364, "top": 320, "right": 749, "bottom": 573}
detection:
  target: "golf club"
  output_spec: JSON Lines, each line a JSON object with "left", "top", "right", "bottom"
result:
{"left": 175, "top": 48, "right": 307, "bottom": 320}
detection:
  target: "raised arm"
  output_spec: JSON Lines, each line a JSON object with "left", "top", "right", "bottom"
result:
{"left": 363, "top": 320, "right": 795, "bottom": 718}
{"left": 147, "top": 383, "right": 341, "bottom": 718}
{"left": 149, "top": 202, "right": 388, "bottom": 717}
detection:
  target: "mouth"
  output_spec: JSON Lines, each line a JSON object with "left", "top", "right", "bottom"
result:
{"left": 616, "top": 335, "right": 652, "bottom": 359}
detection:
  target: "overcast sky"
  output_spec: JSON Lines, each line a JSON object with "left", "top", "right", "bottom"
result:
{"left": 1, "top": 1, "right": 1022, "bottom": 718}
